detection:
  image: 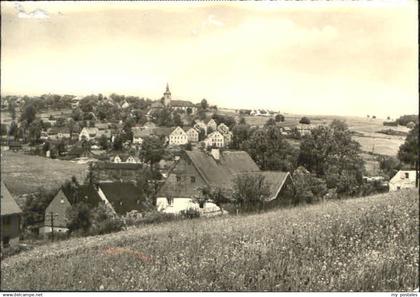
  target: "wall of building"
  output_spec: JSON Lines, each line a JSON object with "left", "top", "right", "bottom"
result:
{"left": 1, "top": 214, "right": 21, "bottom": 247}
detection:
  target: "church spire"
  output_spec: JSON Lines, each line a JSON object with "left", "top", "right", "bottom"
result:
{"left": 165, "top": 83, "right": 170, "bottom": 93}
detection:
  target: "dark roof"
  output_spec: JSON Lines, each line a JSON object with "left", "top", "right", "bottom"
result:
{"left": 171, "top": 100, "right": 195, "bottom": 107}
{"left": 93, "top": 162, "right": 144, "bottom": 170}
{"left": 259, "top": 171, "right": 290, "bottom": 201}
{"left": 1, "top": 181, "right": 23, "bottom": 216}
{"left": 99, "top": 182, "right": 146, "bottom": 215}
{"left": 185, "top": 150, "right": 259, "bottom": 190}
{"left": 62, "top": 184, "right": 103, "bottom": 207}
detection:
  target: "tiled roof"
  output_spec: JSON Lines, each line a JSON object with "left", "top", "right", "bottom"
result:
{"left": 1, "top": 181, "right": 23, "bottom": 216}
{"left": 171, "top": 100, "right": 194, "bottom": 107}
{"left": 99, "top": 182, "right": 147, "bottom": 215}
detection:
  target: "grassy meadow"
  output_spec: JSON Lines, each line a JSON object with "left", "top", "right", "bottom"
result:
{"left": 1, "top": 189, "right": 418, "bottom": 291}
{"left": 1, "top": 151, "right": 88, "bottom": 196}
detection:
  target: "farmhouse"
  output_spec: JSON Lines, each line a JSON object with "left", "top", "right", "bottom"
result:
{"left": 186, "top": 127, "right": 199, "bottom": 142}
{"left": 79, "top": 127, "right": 99, "bottom": 141}
{"left": 204, "top": 131, "right": 225, "bottom": 148}
{"left": 40, "top": 184, "right": 104, "bottom": 234}
{"left": 97, "top": 182, "right": 147, "bottom": 216}
{"left": 389, "top": 170, "right": 418, "bottom": 191}
{"left": 156, "top": 149, "right": 291, "bottom": 214}
{"left": 47, "top": 127, "right": 71, "bottom": 140}
{"left": 92, "top": 161, "right": 145, "bottom": 183}
{"left": 207, "top": 119, "right": 217, "bottom": 132}
{"left": 169, "top": 126, "right": 188, "bottom": 145}
{"left": 1, "top": 181, "right": 23, "bottom": 248}
{"left": 110, "top": 154, "right": 141, "bottom": 164}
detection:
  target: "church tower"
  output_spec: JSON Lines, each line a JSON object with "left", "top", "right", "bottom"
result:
{"left": 163, "top": 83, "right": 171, "bottom": 106}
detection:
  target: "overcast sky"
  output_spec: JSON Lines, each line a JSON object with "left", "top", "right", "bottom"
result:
{"left": 1, "top": 1, "right": 418, "bottom": 118}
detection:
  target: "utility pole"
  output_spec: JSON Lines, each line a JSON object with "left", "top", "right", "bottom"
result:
{"left": 47, "top": 212, "right": 58, "bottom": 242}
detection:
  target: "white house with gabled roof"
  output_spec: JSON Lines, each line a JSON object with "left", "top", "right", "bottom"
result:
{"left": 169, "top": 126, "right": 188, "bottom": 145}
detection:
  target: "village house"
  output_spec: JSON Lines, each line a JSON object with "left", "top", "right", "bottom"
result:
{"left": 204, "top": 131, "right": 225, "bottom": 148}
{"left": 223, "top": 131, "right": 233, "bottom": 146}
{"left": 169, "top": 126, "right": 188, "bottom": 145}
{"left": 40, "top": 184, "right": 104, "bottom": 235}
{"left": 207, "top": 119, "right": 218, "bottom": 132}
{"left": 79, "top": 127, "right": 99, "bottom": 141}
{"left": 110, "top": 154, "right": 141, "bottom": 164}
{"left": 92, "top": 162, "right": 145, "bottom": 183}
{"left": 171, "top": 100, "right": 196, "bottom": 113}
{"left": 194, "top": 120, "right": 208, "bottom": 135}
{"left": 97, "top": 182, "right": 147, "bottom": 216}
{"left": 156, "top": 149, "right": 292, "bottom": 214}
{"left": 296, "top": 123, "right": 314, "bottom": 136}
{"left": 389, "top": 170, "right": 419, "bottom": 191}
{"left": 186, "top": 127, "right": 199, "bottom": 142}
{"left": 1, "top": 181, "right": 23, "bottom": 248}
{"left": 47, "top": 127, "right": 71, "bottom": 140}
{"left": 217, "top": 123, "right": 230, "bottom": 134}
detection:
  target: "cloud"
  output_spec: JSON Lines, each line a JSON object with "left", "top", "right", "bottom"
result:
{"left": 15, "top": 2, "right": 49, "bottom": 19}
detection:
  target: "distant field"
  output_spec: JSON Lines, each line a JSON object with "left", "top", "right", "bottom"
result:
{"left": 237, "top": 113, "right": 407, "bottom": 157}
{"left": 2, "top": 189, "right": 418, "bottom": 291}
{"left": 1, "top": 151, "right": 88, "bottom": 196}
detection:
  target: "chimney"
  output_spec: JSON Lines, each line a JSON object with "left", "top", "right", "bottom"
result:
{"left": 211, "top": 148, "right": 220, "bottom": 161}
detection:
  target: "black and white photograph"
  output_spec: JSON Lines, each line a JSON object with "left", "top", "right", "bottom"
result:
{"left": 0, "top": 0, "right": 418, "bottom": 294}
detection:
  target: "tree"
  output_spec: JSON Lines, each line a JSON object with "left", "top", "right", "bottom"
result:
{"left": 186, "top": 107, "right": 193, "bottom": 115}
{"left": 275, "top": 114, "right": 285, "bottom": 122}
{"left": 22, "top": 188, "right": 55, "bottom": 229}
{"left": 112, "top": 135, "right": 123, "bottom": 151}
{"left": 397, "top": 123, "right": 418, "bottom": 168}
{"left": 198, "top": 186, "right": 229, "bottom": 214}
{"left": 21, "top": 103, "right": 37, "bottom": 125}
{"left": 396, "top": 115, "right": 418, "bottom": 126}
{"left": 8, "top": 121, "right": 18, "bottom": 138}
{"left": 66, "top": 202, "right": 92, "bottom": 234}
{"left": 98, "top": 134, "right": 109, "bottom": 150}
{"left": 173, "top": 113, "right": 183, "bottom": 127}
{"left": 28, "top": 119, "right": 43, "bottom": 145}
{"left": 298, "top": 120, "right": 365, "bottom": 196}
{"left": 378, "top": 156, "right": 402, "bottom": 179}
{"left": 292, "top": 166, "right": 327, "bottom": 205}
{"left": 245, "top": 126, "right": 298, "bottom": 172}
{"left": 139, "top": 136, "right": 165, "bottom": 170}
{"left": 232, "top": 174, "right": 270, "bottom": 212}
{"left": 265, "top": 118, "right": 276, "bottom": 127}
{"left": 200, "top": 99, "right": 208, "bottom": 110}
{"left": 299, "top": 117, "right": 311, "bottom": 125}
{"left": 57, "top": 139, "right": 66, "bottom": 156}
{"left": 1, "top": 124, "right": 7, "bottom": 136}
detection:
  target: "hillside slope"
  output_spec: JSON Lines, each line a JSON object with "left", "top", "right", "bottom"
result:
{"left": 1, "top": 151, "right": 88, "bottom": 197}
{"left": 1, "top": 189, "right": 418, "bottom": 291}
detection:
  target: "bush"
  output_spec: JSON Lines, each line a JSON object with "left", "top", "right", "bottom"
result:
{"left": 299, "top": 117, "right": 311, "bottom": 124}
{"left": 1, "top": 244, "right": 32, "bottom": 260}
{"left": 180, "top": 208, "right": 201, "bottom": 219}
{"left": 140, "top": 211, "right": 177, "bottom": 225}
{"left": 88, "top": 204, "right": 126, "bottom": 236}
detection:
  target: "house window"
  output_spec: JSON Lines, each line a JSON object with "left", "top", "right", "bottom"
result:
{"left": 405, "top": 173, "right": 409, "bottom": 179}
{"left": 191, "top": 176, "right": 196, "bottom": 183}
{"left": 176, "top": 176, "right": 181, "bottom": 182}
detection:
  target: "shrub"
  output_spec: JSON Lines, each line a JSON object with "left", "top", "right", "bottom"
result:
{"left": 299, "top": 117, "right": 311, "bottom": 124}
{"left": 180, "top": 208, "right": 201, "bottom": 219}
{"left": 140, "top": 211, "right": 177, "bottom": 225}
{"left": 88, "top": 204, "right": 126, "bottom": 236}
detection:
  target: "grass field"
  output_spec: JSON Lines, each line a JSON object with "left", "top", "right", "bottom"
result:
{"left": 234, "top": 113, "right": 407, "bottom": 157}
{"left": 1, "top": 151, "right": 88, "bottom": 197}
{"left": 1, "top": 189, "right": 418, "bottom": 291}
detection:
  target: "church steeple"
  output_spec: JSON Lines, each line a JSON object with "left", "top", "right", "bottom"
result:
{"left": 163, "top": 83, "right": 171, "bottom": 106}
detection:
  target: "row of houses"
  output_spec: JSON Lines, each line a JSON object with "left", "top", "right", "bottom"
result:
{"left": 169, "top": 121, "right": 233, "bottom": 148}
